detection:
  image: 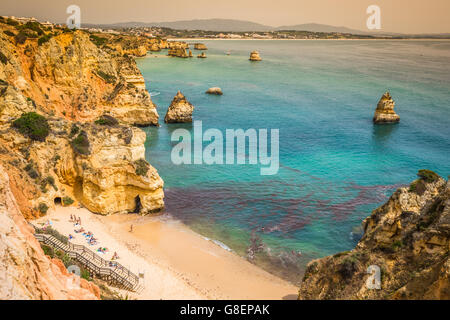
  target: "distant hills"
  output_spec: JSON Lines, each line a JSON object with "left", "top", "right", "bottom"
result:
{"left": 83, "top": 19, "right": 368, "bottom": 33}
{"left": 83, "top": 18, "right": 449, "bottom": 37}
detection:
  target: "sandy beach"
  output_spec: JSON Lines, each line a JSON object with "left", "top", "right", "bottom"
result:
{"left": 34, "top": 206, "right": 298, "bottom": 300}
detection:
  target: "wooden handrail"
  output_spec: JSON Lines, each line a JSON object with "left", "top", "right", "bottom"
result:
{"left": 34, "top": 233, "right": 140, "bottom": 291}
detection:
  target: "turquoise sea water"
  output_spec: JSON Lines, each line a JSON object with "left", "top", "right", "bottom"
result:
{"left": 136, "top": 40, "right": 450, "bottom": 283}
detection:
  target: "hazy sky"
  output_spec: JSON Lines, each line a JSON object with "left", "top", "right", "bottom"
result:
{"left": 1, "top": 0, "right": 449, "bottom": 33}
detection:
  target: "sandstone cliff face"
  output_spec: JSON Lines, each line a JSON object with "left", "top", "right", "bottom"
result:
{"left": 299, "top": 171, "right": 449, "bottom": 300}
{"left": 0, "top": 25, "right": 159, "bottom": 126}
{"left": 0, "top": 118, "right": 164, "bottom": 216}
{"left": 164, "top": 91, "right": 194, "bottom": 123}
{"left": 0, "top": 165, "right": 100, "bottom": 300}
{"left": 373, "top": 92, "right": 400, "bottom": 124}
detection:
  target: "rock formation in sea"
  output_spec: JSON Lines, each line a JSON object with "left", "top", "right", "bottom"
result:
{"left": 373, "top": 92, "right": 400, "bottom": 124}
{"left": 249, "top": 50, "right": 262, "bottom": 61}
{"left": 298, "top": 170, "right": 449, "bottom": 300}
{"left": 0, "top": 28, "right": 159, "bottom": 126}
{"left": 205, "top": 87, "right": 223, "bottom": 95}
{"left": 167, "top": 41, "right": 190, "bottom": 58}
{"left": 197, "top": 52, "right": 207, "bottom": 59}
{"left": 164, "top": 91, "right": 195, "bottom": 123}
{"left": 188, "top": 50, "right": 193, "bottom": 57}
{"left": 0, "top": 165, "right": 100, "bottom": 299}
{"left": 194, "top": 43, "right": 208, "bottom": 50}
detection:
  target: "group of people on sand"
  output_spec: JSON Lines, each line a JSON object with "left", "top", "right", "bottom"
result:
{"left": 69, "top": 214, "right": 81, "bottom": 225}
{"left": 68, "top": 213, "right": 120, "bottom": 262}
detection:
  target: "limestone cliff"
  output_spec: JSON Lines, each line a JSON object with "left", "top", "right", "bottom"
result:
{"left": 0, "top": 22, "right": 159, "bottom": 126}
{"left": 164, "top": 91, "right": 194, "bottom": 123}
{"left": 299, "top": 170, "right": 449, "bottom": 300}
{"left": 0, "top": 165, "right": 100, "bottom": 300}
{"left": 0, "top": 117, "right": 164, "bottom": 216}
{"left": 373, "top": 92, "right": 400, "bottom": 124}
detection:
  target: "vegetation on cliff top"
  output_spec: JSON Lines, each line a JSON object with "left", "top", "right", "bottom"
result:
{"left": 134, "top": 159, "right": 150, "bottom": 176}
{"left": 417, "top": 169, "right": 439, "bottom": 183}
{"left": 71, "top": 130, "right": 91, "bottom": 155}
{"left": 12, "top": 112, "right": 50, "bottom": 141}
{"left": 95, "top": 114, "right": 119, "bottom": 126}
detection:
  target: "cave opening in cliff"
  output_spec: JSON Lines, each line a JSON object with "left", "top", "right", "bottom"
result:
{"left": 54, "top": 197, "right": 62, "bottom": 205}
{"left": 133, "top": 195, "right": 142, "bottom": 214}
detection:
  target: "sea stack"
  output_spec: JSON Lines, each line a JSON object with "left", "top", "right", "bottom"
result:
{"left": 194, "top": 43, "right": 208, "bottom": 50}
{"left": 373, "top": 92, "right": 400, "bottom": 124}
{"left": 164, "top": 91, "right": 195, "bottom": 123}
{"left": 188, "top": 50, "right": 193, "bottom": 57}
{"left": 197, "top": 52, "right": 207, "bottom": 58}
{"left": 205, "top": 87, "right": 223, "bottom": 95}
{"left": 249, "top": 50, "right": 262, "bottom": 61}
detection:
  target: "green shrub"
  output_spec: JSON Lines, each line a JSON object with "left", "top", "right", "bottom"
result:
{"left": 16, "top": 21, "right": 44, "bottom": 36}
{"left": 41, "top": 244, "right": 54, "bottom": 257}
{"left": 3, "top": 30, "right": 15, "bottom": 37}
{"left": 417, "top": 169, "right": 439, "bottom": 183}
{"left": 409, "top": 180, "right": 417, "bottom": 192}
{"left": 40, "top": 176, "right": 57, "bottom": 192}
{"left": 38, "top": 33, "right": 53, "bottom": 46}
{"left": 12, "top": 112, "right": 50, "bottom": 141}
{"left": 0, "top": 51, "right": 8, "bottom": 64}
{"left": 71, "top": 131, "right": 90, "bottom": 155}
{"left": 69, "top": 123, "right": 79, "bottom": 138}
{"left": 392, "top": 240, "right": 403, "bottom": 249}
{"left": 14, "top": 30, "right": 37, "bottom": 44}
{"left": 81, "top": 268, "right": 91, "bottom": 281}
{"left": 24, "top": 162, "right": 39, "bottom": 179}
{"left": 96, "top": 70, "right": 116, "bottom": 84}
{"left": 6, "top": 18, "right": 19, "bottom": 26}
{"left": 89, "top": 34, "right": 107, "bottom": 47}
{"left": 95, "top": 114, "right": 119, "bottom": 126}
{"left": 36, "top": 226, "right": 68, "bottom": 244}
{"left": 134, "top": 159, "right": 149, "bottom": 176}
{"left": 38, "top": 203, "right": 49, "bottom": 214}
{"left": 62, "top": 196, "right": 74, "bottom": 206}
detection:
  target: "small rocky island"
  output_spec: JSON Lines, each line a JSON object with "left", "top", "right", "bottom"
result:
{"left": 373, "top": 92, "right": 400, "bottom": 124}
{"left": 197, "top": 52, "right": 207, "bottom": 58}
{"left": 249, "top": 50, "right": 262, "bottom": 61}
{"left": 164, "top": 91, "right": 195, "bottom": 123}
{"left": 194, "top": 43, "right": 208, "bottom": 50}
{"left": 205, "top": 87, "right": 223, "bottom": 95}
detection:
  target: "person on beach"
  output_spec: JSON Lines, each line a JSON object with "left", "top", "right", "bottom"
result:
{"left": 129, "top": 224, "right": 133, "bottom": 233}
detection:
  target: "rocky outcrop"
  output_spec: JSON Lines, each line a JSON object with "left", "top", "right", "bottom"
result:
{"left": 164, "top": 91, "right": 194, "bottom": 123}
{"left": 373, "top": 92, "right": 400, "bottom": 124}
{"left": 197, "top": 52, "right": 207, "bottom": 59}
{"left": 299, "top": 170, "right": 449, "bottom": 300}
{"left": 167, "top": 41, "right": 189, "bottom": 58}
{"left": 0, "top": 23, "right": 159, "bottom": 126}
{"left": 194, "top": 43, "right": 208, "bottom": 50}
{"left": 249, "top": 51, "right": 262, "bottom": 61}
{"left": 188, "top": 50, "right": 193, "bottom": 58}
{"left": 0, "top": 165, "right": 100, "bottom": 300}
{"left": 0, "top": 117, "right": 164, "bottom": 216}
{"left": 205, "top": 87, "right": 223, "bottom": 95}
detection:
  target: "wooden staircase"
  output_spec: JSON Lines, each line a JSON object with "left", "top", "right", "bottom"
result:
{"left": 34, "top": 232, "right": 142, "bottom": 292}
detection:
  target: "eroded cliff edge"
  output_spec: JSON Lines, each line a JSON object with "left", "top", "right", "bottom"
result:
{"left": 299, "top": 170, "right": 449, "bottom": 300}
{"left": 0, "top": 21, "right": 165, "bottom": 217}
{"left": 0, "top": 165, "right": 100, "bottom": 299}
